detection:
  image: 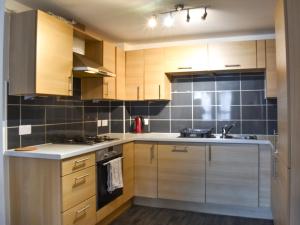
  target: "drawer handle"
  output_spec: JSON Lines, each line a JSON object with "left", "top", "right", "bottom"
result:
{"left": 225, "top": 64, "right": 241, "bottom": 68}
{"left": 178, "top": 67, "right": 192, "bottom": 70}
{"left": 74, "top": 174, "right": 89, "bottom": 186}
{"left": 76, "top": 204, "right": 90, "bottom": 215}
{"left": 172, "top": 146, "right": 188, "bottom": 153}
{"left": 74, "top": 157, "right": 90, "bottom": 166}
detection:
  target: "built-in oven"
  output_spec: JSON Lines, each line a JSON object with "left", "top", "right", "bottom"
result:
{"left": 96, "top": 145, "right": 123, "bottom": 210}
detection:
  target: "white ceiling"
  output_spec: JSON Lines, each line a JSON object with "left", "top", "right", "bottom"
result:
{"left": 7, "top": 0, "right": 275, "bottom": 43}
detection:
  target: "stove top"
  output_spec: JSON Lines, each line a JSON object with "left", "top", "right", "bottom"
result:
{"left": 50, "top": 135, "right": 119, "bottom": 145}
{"left": 179, "top": 128, "right": 215, "bottom": 138}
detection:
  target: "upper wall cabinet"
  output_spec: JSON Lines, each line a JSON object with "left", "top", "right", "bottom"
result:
{"left": 115, "top": 47, "right": 126, "bottom": 100}
{"left": 125, "top": 50, "right": 145, "bottom": 101}
{"left": 144, "top": 48, "right": 171, "bottom": 100}
{"left": 164, "top": 45, "right": 208, "bottom": 73}
{"left": 265, "top": 39, "right": 277, "bottom": 98}
{"left": 208, "top": 41, "right": 261, "bottom": 71}
{"left": 81, "top": 40, "right": 117, "bottom": 100}
{"left": 9, "top": 10, "right": 73, "bottom": 96}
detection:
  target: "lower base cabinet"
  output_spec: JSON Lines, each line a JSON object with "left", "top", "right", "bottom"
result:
{"left": 206, "top": 144, "right": 259, "bottom": 207}
{"left": 158, "top": 144, "right": 206, "bottom": 203}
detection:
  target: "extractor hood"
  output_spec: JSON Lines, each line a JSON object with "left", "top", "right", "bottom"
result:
{"left": 73, "top": 52, "right": 116, "bottom": 78}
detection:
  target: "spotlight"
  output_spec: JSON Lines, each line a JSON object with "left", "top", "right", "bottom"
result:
{"left": 163, "top": 13, "right": 174, "bottom": 27}
{"left": 147, "top": 16, "right": 157, "bottom": 28}
{"left": 202, "top": 7, "right": 208, "bottom": 20}
{"left": 186, "top": 9, "right": 190, "bottom": 23}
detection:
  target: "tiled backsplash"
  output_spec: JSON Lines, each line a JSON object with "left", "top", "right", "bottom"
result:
{"left": 7, "top": 72, "right": 278, "bottom": 149}
{"left": 125, "top": 72, "right": 277, "bottom": 135}
{"left": 6, "top": 78, "right": 118, "bottom": 149}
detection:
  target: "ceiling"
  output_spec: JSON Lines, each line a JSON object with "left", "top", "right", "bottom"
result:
{"left": 7, "top": 0, "right": 275, "bottom": 43}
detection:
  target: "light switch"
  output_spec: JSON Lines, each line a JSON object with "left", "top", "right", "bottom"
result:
{"left": 19, "top": 125, "right": 31, "bottom": 135}
{"left": 102, "top": 120, "right": 108, "bottom": 127}
{"left": 144, "top": 118, "right": 149, "bottom": 125}
{"left": 97, "top": 120, "right": 102, "bottom": 127}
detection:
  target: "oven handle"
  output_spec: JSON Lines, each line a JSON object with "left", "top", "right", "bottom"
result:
{"left": 102, "top": 156, "right": 124, "bottom": 166}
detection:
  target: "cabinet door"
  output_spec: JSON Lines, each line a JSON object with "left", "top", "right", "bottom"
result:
{"left": 144, "top": 48, "right": 171, "bottom": 100}
{"left": 116, "top": 47, "right": 126, "bottom": 100}
{"left": 208, "top": 41, "right": 257, "bottom": 70}
{"left": 102, "top": 41, "right": 116, "bottom": 74}
{"left": 206, "top": 144, "right": 259, "bottom": 207}
{"left": 103, "top": 77, "right": 116, "bottom": 99}
{"left": 164, "top": 45, "right": 208, "bottom": 73}
{"left": 134, "top": 143, "right": 157, "bottom": 198}
{"left": 36, "top": 11, "right": 73, "bottom": 96}
{"left": 266, "top": 39, "right": 277, "bottom": 98}
{"left": 158, "top": 144, "right": 205, "bottom": 203}
{"left": 122, "top": 142, "right": 134, "bottom": 201}
{"left": 125, "top": 50, "right": 144, "bottom": 100}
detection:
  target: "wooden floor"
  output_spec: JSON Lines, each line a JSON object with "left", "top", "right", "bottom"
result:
{"left": 110, "top": 205, "right": 274, "bottom": 225}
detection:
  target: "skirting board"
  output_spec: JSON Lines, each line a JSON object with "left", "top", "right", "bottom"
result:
{"left": 134, "top": 197, "right": 273, "bottom": 220}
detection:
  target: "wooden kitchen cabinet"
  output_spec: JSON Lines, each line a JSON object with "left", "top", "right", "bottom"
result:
{"left": 206, "top": 144, "right": 259, "bottom": 207}
{"left": 125, "top": 50, "right": 144, "bottom": 100}
{"left": 81, "top": 40, "right": 116, "bottom": 100}
{"left": 134, "top": 143, "right": 157, "bottom": 198}
{"left": 9, "top": 10, "right": 73, "bottom": 96}
{"left": 265, "top": 39, "right": 277, "bottom": 98}
{"left": 164, "top": 45, "right": 208, "bottom": 73}
{"left": 144, "top": 48, "right": 171, "bottom": 100}
{"left": 208, "top": 41, "right": 258, "bottom": 70}
{"left": 9, "top": 153, "right": 97, "bottom": 225}
{"left": 158, "top": 144, "right": 205, "bottom": 203}
{"left": 115, "top": 47, "right": 126, "bottom": 100}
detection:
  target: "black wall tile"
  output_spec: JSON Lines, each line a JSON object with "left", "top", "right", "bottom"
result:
{"left": 98, "top": 107, "right": 109, "bottom": 120}
{"left": 7, "top": 95, "right": 20, "bottom": 105}
{"left": 171, "top": 93, "right": 192, "bottom": 106}
{"left": 66, "top": 123, "right": 83, "bottom": 136}
{"left": 217, "top": 91, "right": 240, "bottom": 106}
{"left": 98, "top": 126, "right": 109, "bottom": 134}
{"left": 111, "top": 106, "right": 124, "bottom": 120}
{"left": 21, "top": 126, "right": 45, "bottom": 147}
{"left": 242, "top": 106, "right": 266, "bottom": 120}
{"left": 150, "top": 107, "right": 170, "bottom": 119}
{"left": 84, "top": 107, "right": 97, "bottom": 121}
{"left": 46, "top": 124, "right": 66, "bottom": 142}
{"left": 21, "top": 106, "right": 45, "bottom": 125}
{"left": 171, "top": 107, "right": 192, "bottom": 119}
{"left": 66, "top": 106, "right": 83, "bottom": 123}
{"left": 216, "top": 75, "right": 240, "bottom": 91}
{"left": 193, "top": 76, "right": 215, "bottom": 91}
{"left": 130, "top": 106, "right": 149, "bottom": 117}
{"left": 217, "top": 106, "right": 240, "bottom": 120}
{"left": 267, "top": 121, "right": 277, "bottom": 135}
{"left": 194, "top": 106, "right": 216, "bottom": 120}
{"left": 150, "top": 120, "right": 170, "bottom": 133}
{"left": 46, "top": 106, "right": 66, "bottom": 124}
{"left": 241, "top": 73, "right": 265, "bottom": 90}
{"left": 7, "top": 105, "right": 20, "bottom": 127}
{"left": 193, "top": 91, "right": 215, "bottom": 106}
{"left": 84, "top": 122, "right": 97, "bottom": 136}
{"left": 242, "top": 121, "right": 267, "bottom": 135}
{"left": 172, "top": 77, "right": 192, "bottom": 92}
{"left": 267, "top": 105, "right": 277, "bottom": 120}
{"left": 242, "top": 91, "right": 266, "bottom": 105}
{"left": 111, "top": 121, "right": 123, "bottom": 133}
{"left": 193, "top": 121, "right": 216, "bottom": 132}
{"left": 171, "top": 120, "right": 193, "bottom": 133}
{"left": 7, "top": 128, "right": 20, "bottom": 149}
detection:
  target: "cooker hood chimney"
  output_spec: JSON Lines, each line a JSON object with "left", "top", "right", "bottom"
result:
{"left": 73, "top": 52, "right": 116, "bottom": 78}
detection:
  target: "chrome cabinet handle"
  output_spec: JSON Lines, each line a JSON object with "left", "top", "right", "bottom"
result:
{"left": 74, "top": 157, "right": 89, "bottom": 166}
{"left": 137, "top": 86, "right": 140, "bottom": 100}
{"left": 150, "top": 145, "right": 155, "bottom": 163}
{"left": 225, "top": 64, "right": 241, "bottom": 68}
{"left": 178, "top": 66, "right": 192, "bottom": 70}
{"left": 68, "top": 76, "right": 73, "bottom": 94}
{"left": 76, "top": 204, "right": 90, "bottom": 214}
{"left": 104, "top": 82, "right": 109, "bottom": 96}
{"left": 74, "top": 174, "right": 89, "bottom": 185}
{"left": 272, "top": 151, "right": 279, "bottom": 178}
{"left": 158, "top": 84, "right": 161, "bottom": 99}
{"left": 208, "top": 145, "right": 212, "bottom": 161}
{"left": 172, "top": 146, "right": 188, "bottom": 153}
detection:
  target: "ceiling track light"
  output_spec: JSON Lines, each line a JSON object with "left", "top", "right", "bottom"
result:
{"left": 202, "top": 7, "right": 208, "bottom": 20}
{"left": 147, "top": 4, "right": 209, "bottom": 28}
{"left": 186, "top": 9, "right": 190, "bottom": 23}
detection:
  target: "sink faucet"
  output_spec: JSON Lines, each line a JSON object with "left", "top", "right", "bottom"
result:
{"left": 221, "top": 123, "right": 236, "bottom": 138}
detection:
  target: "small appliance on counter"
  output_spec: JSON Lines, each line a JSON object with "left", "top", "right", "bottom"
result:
{"left": 131, "top": 116, "right": 144, "bottom": 133}
{"left": 179, "top": 128, "right": 215, "bottom": 138}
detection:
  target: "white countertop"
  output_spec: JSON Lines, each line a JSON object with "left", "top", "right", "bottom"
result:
{"left": 4, "top": 133, "right": 273, "bottom": 160}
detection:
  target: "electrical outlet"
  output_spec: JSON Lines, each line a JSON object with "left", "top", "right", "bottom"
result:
{"left": 144, "top": 118, "right": 149, "bottom": 125}
{"left": 97, "top": 120, "right": 102, "bottom": 127}
{"left": 19, "top": 125, "right": 31, "bottom": 135}
{"left": 102, "top": 120, "right": 108, "bottom": 127}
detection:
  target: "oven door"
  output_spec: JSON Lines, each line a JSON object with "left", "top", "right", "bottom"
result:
{"left": 96, "top": 154, "right": 123, "bottom": 210}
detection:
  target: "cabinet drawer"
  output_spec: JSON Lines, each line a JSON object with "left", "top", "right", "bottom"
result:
{"left": 62, "top": 153, "right": 95, "bottom": 176}
{"left": 62, "top": 166, "right": 96, "bottom": 211}
{"left": 62, "top": 196, "right": 96, "bottom": 225}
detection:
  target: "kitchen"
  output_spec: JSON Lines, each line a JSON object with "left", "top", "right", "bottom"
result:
{"left": 0, "top": 0, "right": 299, "bottom": 225}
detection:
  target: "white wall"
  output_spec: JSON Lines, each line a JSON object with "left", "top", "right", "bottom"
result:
{"left": 0, "top": 0, "right": 6, "bottom": 223}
